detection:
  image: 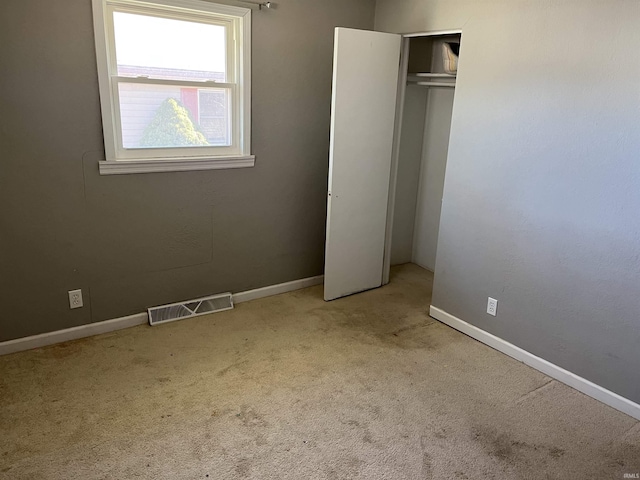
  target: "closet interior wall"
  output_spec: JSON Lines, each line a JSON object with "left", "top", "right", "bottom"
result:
{"left": 390, "top": 34, "right": 459, "bottom": 271}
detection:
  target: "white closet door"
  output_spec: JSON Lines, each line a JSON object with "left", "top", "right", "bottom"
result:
{"left": 324, "top": 28, "right": 401, "bottom": 301}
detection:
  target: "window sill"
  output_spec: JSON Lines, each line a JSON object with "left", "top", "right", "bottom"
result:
{"left": 98, "top": 155, "right": 255, "bottom": 175}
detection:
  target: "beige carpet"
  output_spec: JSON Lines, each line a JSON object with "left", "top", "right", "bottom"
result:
{"left": 1, "top": 264, "right": 638, "bottom": 479}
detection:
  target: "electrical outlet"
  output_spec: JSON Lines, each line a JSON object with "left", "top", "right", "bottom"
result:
{"left": 487, "top": 297, "right": 497, "bottom": 316}
{"left": 69, "top": 289, "right": 83, "bottom": 309}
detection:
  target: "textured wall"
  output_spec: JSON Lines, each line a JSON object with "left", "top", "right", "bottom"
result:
{"left": 0, "top": 0, "right": 375, "bottom": 341}
{"left": 376, "top": 0, "right": 640, "bottom": 403}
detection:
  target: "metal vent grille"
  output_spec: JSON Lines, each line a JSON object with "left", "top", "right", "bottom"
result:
{"left": 148, "top": 292, "right": 233, "bottom": 326}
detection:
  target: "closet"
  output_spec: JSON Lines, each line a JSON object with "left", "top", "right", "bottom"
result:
{"left": 390, "top": 34, "right": 459, "bottom": 272}
{"left": 324, "top": 29, "right": 461, "bottom": 301}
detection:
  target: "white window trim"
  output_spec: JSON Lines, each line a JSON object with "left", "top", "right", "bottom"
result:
{"left": 92, "top": 0, "right": 253, "bottom": 175}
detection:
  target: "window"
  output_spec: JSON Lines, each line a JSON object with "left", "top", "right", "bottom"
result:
{"left": 92, "top": 0, "right": 253, "bottom": 174}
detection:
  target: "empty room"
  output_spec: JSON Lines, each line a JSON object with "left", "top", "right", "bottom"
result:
{"left": 1, "top": 0, "right": 639, "bottom": 478}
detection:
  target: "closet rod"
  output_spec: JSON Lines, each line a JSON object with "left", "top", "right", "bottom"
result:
{"left": 409, "top": 73, "right": 456, "bottom": 78}
{"left": 407, "top": 81, "right": 456, "bottom": 88}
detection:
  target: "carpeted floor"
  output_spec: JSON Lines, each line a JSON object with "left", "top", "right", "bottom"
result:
{"left": 1, "top": 264, "right": 638, "bottom": 479}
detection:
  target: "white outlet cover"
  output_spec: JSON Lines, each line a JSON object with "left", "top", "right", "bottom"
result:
{"left": 487, "top": 297, "right": 497, "bottom": 316}
{"left": 69, "top": 289, "right": 83, "bottom": 309}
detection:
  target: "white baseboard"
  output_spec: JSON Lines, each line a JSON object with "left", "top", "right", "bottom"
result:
{"left": 232, "top": 275, "right": 324, "bottom": 304}
{"left": 0, "top": 275, "right": 324, "bottom": 356}
{"left": 0, "top": 313, "right": 148, "bottom": 356}
{"left": 429, "top": 305, "right": 640, "bottom": 421}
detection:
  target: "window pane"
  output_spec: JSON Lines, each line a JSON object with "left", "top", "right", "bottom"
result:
{"left": 113, "top": 12, "right": 226, "bottom": 82}
{"left": 198, "top": 90, "right": 232, "bottom": 146}
{"left": 118, "top": 83, "right": 231, "bottom": 149}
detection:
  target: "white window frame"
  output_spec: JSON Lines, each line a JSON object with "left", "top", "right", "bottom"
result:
{"left": 92, "top": 0, "right": 253, "bottom": 175}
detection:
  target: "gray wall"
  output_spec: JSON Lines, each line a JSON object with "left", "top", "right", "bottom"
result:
{"left": 376, "top": 0, "right": 640, "bottom": 403}
{"left": 0, "top": 0, "right": 375, "bottom": 342}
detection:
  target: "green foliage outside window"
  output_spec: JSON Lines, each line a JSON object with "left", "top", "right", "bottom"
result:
{"left": 140, "top": 98, "right": 209, "bottom": 147}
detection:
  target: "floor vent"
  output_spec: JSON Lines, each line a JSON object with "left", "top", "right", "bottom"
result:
{"left": 148, "top": 293, "right": 234, "bottom": 326}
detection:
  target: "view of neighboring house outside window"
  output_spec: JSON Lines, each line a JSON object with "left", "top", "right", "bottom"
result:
{"left": 117, "top": 66, "right": 229, "bottom": 148}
